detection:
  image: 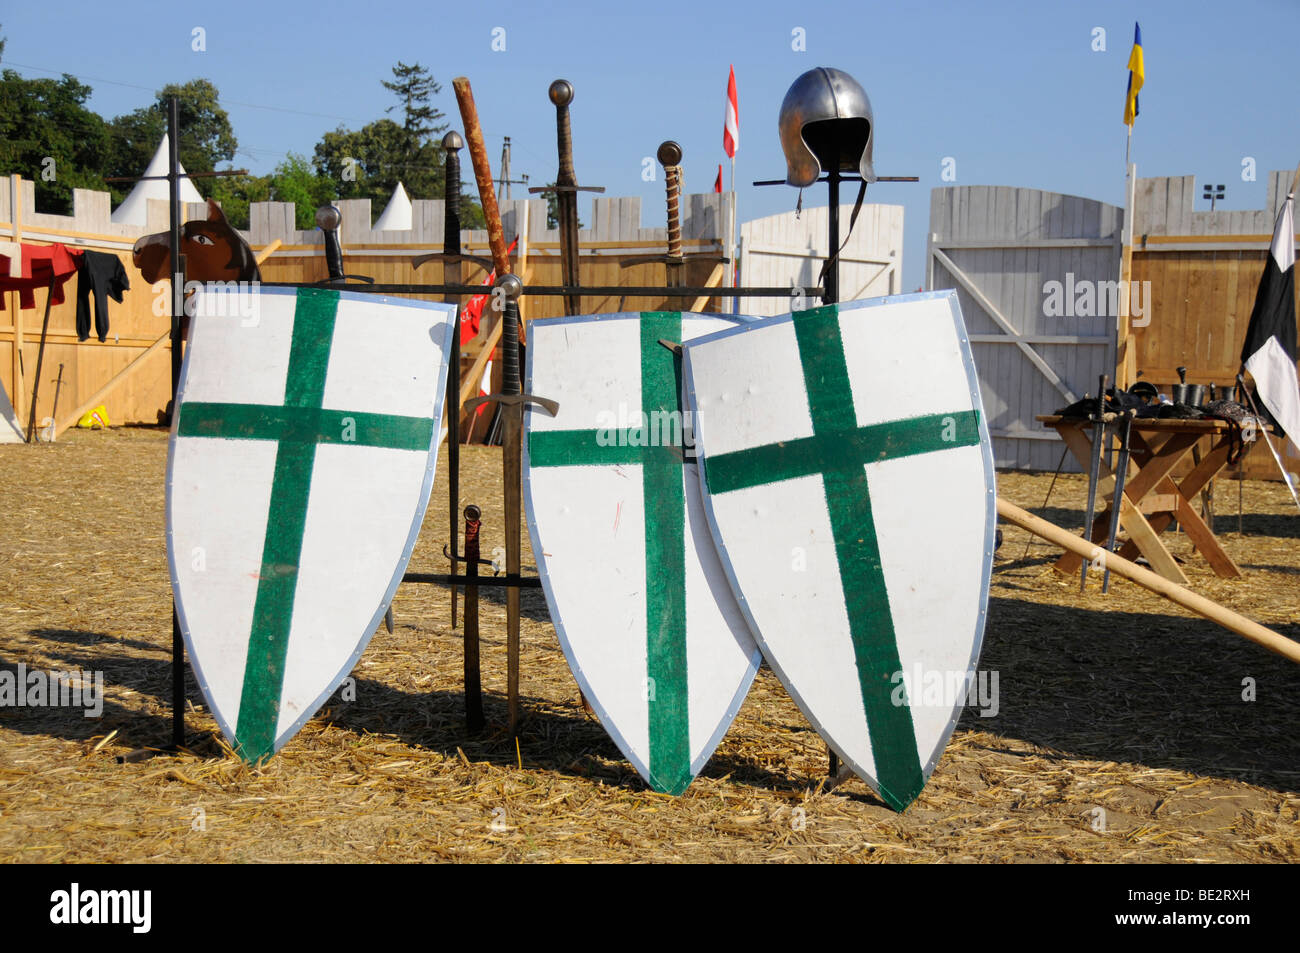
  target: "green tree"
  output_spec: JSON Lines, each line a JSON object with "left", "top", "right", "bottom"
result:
{"left": 0, "top": 69, "right": 110, "bottom": 214}
{"left": 268, "top": 153, "right": 337, "bottom": 229}
{"left": 382, "top": 61, "right": 443, "bottom": 141}
{"left": 312, "top": 61, "right": 493, "bottom": 226}
{"left": 206, "top": 172, "right": 270, "bottom": 231}
{"left": 207, "top": 154, "right": 337, "bottom": 231}
{"left": 105, "top": 78, "right": 237, "bottom": 202}
{"left": 313, "top": 117, "right": 409, "bottom": 210}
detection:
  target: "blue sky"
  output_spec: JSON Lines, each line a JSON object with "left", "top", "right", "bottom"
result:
{"left": 4, "top": 0, "right": 1298, "bottom": 289}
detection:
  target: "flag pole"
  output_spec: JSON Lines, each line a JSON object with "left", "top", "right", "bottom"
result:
{"left": 1236, "top": 159, "right": 1300, "bottom": 508}
{"left": 1118, "top": 132, "right": 1136, "bottom": 388}
{"left": 729, "top": 153, "right": 737, "bottom": 313}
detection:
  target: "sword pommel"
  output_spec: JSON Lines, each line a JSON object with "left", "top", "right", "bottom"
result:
{"left": 442, "top": 131, "right": 464, "bottom": 152}
{"left": 494, "top": 272, "right": 523, "bottom": 304}
{"left": 315, "top": 205, "right": 344, "bottom": 281}
{"left": 657, "top": 140, "right": 682, "bottom": 167}
{"left": 548, "top": 79, "right": 574, "bottom": 107}
{"left": 551, "top": 80, "right": 577, "bottom": 186}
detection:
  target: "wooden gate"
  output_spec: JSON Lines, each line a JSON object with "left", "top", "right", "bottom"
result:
{"left": 737, "top": 204, "right": 902, "bottom": 317}
{"left": 927, "top": 186, "right": 1123, "bottom": 470}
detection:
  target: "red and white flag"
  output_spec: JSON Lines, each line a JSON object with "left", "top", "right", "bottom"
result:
{"left": 713, "top": 165, "right": 723, "bottom": 193}
{"left": 723, "top": 66, "right": 739, "bottom": 159}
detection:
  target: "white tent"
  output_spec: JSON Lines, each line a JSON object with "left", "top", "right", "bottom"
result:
{"left": 373, "top": 182, "right": 412, "bottom": 231}
{"left": 110, "top": 133, "right": 205, "bottom": 227}
{"left": 0, "top": 385, "right": 24, "bottom": 443}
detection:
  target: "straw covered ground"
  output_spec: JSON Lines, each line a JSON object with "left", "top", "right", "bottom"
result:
{"left": 1, "top": 426, "right": 1297, "bottom": 863}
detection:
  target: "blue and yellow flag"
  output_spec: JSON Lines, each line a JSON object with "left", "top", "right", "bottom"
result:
{"left": 1124, "top": 23, "right": 1144, "bottom": 126}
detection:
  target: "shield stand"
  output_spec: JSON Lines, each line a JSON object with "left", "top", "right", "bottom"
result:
{"left": 752, "top": 164, "right": 919, "bottom": 778}
{"left": 155, "top": 76, "right": 821, "bottom": 763}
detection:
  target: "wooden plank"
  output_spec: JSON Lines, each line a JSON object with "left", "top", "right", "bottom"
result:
{"left": 1136, "top": 493, "right": 1179, "bottom": 514}
{"left": 689, "top": 263, "right": 725, "bottom": 312}
{"left": 1115, "top": 492, "right": 1189, "bottom": 584}
{"left": 1115, "top": 434, "right": 1240, "bottom": 565}
{"left": 55, "top": 331, "right": 170, "bottom": 437}
{"left": 1142, "top": 232, "right": 1294, "bottom": 244}
{"left": 1170, "top": 480, "right": 1242, "bottom": 577}
{"left": 999, "top": 499, "right": 1300, "bottom": 664}
{"left": 931, "top": 246, "right": 1077, "bottom": 403}
{"left": 1048, "top": 422, "right": 1188, "bottom": 583}
{"left": 10, "top": 174, "right": 23, "bottom": 423}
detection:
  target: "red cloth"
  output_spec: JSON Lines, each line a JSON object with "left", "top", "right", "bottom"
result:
{"left": 459, "top": 236, "right": 520, "bottom": 344}
{"left": 0, "top": 243, "right": 82, "bottom": 310}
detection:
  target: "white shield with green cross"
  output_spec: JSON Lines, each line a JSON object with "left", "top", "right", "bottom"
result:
{"left": 524, "top": 312, "right": 763, "bottom": 795}
{"left": 167, "top": 285, "right": 457, "bottom": 762}
{"left": 683, "top": 291, "right": 996, "bottom": 811}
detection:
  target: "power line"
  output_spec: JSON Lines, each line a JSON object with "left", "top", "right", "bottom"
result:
{"left": 3, "top": 59, "right": 376, "bottom": 125}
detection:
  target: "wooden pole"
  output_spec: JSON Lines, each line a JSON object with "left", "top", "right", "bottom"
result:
{"left": 1116, "top": 161, "right": 1137, "bottom": 389}
{"left": 452, "top": 75, "right": 524, "bottom": 736}
{"left": 452, "top": 78, "right": 512, "bottom": 276}
{"left": 689, "top": 262, "right": 726, "bottom": 313}
{"left": 55, "top": 332, "right": 171, "bottom": 438}
{"left": 24, "top": 274, "right": 56, "bottom": 442}
{"left": 253, "top": 239, "right": 281, "bottom": 266}
{"left": 10, "top": 174, "right": 24, "bottom": 426}
{"left": 996, "top": 498, "right": 1300, "bottom": 665}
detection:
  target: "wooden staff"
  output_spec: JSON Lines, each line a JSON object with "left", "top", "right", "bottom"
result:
{"left": 24, "top": 274, "right": 56, "bottom": 443}
{"left": 453, "top": 75, "right": 526, "bottom": 735}
{"left": 452, "top": 78, "right": 511, "bottom": 276}
{"left": 997, "top": 498, "right": 1300, "bottom": 665}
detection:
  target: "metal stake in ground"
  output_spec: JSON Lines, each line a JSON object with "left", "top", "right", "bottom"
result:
{"left": 1102, "top": 409, "right": 1134, "bottom": 593}
{"left": 462, "top": 504, "right": 488, "bottom": 731}
{"left": 1080, "top": 375, "right": 1108, "bottom": 591}
{"left": 41, "top": 363, "right": 64, "bottom": 443}
{"left": 453, "top": 75, "right": 560, "bottom": 735}
{"left": 463, "top": 275, "right": 558, "bottom": 735}
{"left": 442, "top": 133, "right": 465, "bottom": 630}
{"left": 528, "top": 80, "right": 605, "bottom": 316}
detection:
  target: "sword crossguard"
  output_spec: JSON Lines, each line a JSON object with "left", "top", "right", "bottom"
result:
{"left": 464, "top": 392, "right": 560, "bottom": 417}
{"left": 442, "top": 542, "right": 494, "bottom": 568}
{"left": 412, "top": 252, "right": 495, "bottom": 270}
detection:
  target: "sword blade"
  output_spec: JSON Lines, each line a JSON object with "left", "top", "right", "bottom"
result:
{"left": 1102, "top": 413, "right": 1133, "bottom": 593}
{"left": 1080, "top": 376, "right": 1108, "bottom": 591}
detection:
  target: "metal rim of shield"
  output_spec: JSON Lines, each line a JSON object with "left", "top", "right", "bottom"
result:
{"left": 682, "top": 290, "right": 996, "bottom": 811}
{"left": 522, "top": 311, "right": 764, "bottom": 795}
{"left": 166, "top": 285, "right": 457, "bottom": 762}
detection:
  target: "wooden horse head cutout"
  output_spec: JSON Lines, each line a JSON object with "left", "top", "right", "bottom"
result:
{"left": 133, "top": 199, "right": 261, "bottom": 285}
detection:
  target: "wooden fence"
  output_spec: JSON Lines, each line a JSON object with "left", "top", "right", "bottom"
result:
{"left": 0, "top": 178, "right": 731, "bottom": 433}
{"left": 929, "top": 171, "right": 1300, "bottom": 480}
{"left": 927, "top": 185, "right": 1123, "bottom": 470}
{"left": 1127, "top": 169, "right": 1300, "bottom": 480}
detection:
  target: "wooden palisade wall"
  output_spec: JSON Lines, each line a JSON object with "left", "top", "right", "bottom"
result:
{"left": 0, "top": 179, "right": 733, "bottom": 432}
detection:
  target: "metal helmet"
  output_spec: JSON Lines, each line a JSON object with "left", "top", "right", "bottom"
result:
{"left": 778, "top": 67, "right": 876, "bottom": 188}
